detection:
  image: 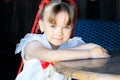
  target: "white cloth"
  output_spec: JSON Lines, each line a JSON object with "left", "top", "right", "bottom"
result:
{"left": 15, "top": 33, "right": 85, "bottom": 80}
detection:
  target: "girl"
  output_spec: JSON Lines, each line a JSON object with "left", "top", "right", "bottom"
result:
{"left": 15, "top": 0, "right": 110, "bottom": 80}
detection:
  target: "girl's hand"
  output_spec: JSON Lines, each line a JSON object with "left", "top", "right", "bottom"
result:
{"left": 89, "top": 46, "right": 110, "bottom": 58}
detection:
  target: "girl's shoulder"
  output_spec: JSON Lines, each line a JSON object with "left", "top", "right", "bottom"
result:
{"left": 15, "top": 33, "right": 43, "bottom": 54}
{"left": 68, "top": 37, "right": 85, "bottom": 44}
{"left": 20, "top": 33, "right": 43, "bottom": 45}
{"left": 24, "top": 33, "right": 42, "bottom": 39}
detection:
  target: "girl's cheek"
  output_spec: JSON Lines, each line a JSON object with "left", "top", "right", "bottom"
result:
{"left": 63, "top": 28, "right": 72, "bottom": 33}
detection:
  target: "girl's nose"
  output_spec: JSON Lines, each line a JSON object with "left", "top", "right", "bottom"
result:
{"left": 55, "top": 28, "right": 63, "bottom": 36}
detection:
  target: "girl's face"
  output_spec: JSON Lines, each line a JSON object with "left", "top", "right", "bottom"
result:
{"left": 39, "top": 11, "right": 73, "bottom": 49}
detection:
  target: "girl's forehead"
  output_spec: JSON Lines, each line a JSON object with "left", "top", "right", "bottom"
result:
{"left": 56, "top": 12, "right": 69, "bottom": 24}
{"left": 47, "top": 10, "right": 69, "bottom": 19}
{"left": 45, "top": 11, "right": 70, "bottom": 26}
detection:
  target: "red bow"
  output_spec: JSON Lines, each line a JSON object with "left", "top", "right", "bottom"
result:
{"left": 31, "top": 0, "right": 50, "bottom": 33}
{"left": 17, "top": 59, "right": 54, "bottom": 76}
{"left": 39, "top": 0, "right": 50, "bottom": 9}
{"left": 66, "top": 0, "right": 78, "bottom": 38}
{"left": 41, "top": 60, "right": 54, "bottom": 69}
{"left": 66, "top": 0, "right": 78, "bottom": 15}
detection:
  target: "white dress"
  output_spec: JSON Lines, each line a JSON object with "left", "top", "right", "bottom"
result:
{"left": 15, "top": 33, "right": 85, "bottom": 80}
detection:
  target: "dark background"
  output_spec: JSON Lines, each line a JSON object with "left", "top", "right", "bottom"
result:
{"left": 0, "top": 0, "right": 120, "bottom": 80}
{"left": 0, "top": 0, "right": 120, "bottom": 47}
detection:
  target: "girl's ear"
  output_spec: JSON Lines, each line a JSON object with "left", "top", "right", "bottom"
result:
{"left": 38, "top": 20, "right": 44, "bottom": 33}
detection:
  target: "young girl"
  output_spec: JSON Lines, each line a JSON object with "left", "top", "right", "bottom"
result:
{"left": 15, "top": 0, "right": 110, "bottom": 80}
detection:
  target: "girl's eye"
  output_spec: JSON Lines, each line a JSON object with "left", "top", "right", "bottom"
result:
{"left": 50, "top": 26, "right": 55, "bottom": 28}
{"left": 64, "top": 26, "right": 71, "bottom": 29}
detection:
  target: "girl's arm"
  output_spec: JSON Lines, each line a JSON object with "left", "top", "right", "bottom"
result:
{"left": 24, "top": 41, "right": 110, "bottom": 62}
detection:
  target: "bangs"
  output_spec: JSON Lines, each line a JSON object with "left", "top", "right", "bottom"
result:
{"left": 48, "top": 11, "right": 71, "bottom": 25}
{"left": 45, "top": 2, "right": 74, "bottom": 26}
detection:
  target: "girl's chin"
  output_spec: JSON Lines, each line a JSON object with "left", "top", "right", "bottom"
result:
{"left": 51, "top": 44, "right": 60, "bottom": 49}
{"left": 52, "top": 43, "right": 61, "bottom": 47}
{"left": 51, "top": 40, "right": 63, "bottom": 45}
{"left": 50, "top": 42, "right": 63, "bottom": 48}
{"left": 49, "top": 41, "right": 60, "bottom": 46}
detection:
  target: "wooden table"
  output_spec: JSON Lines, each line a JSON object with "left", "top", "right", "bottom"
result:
{"left": 55, "top": 51, "right": 120, "bottom": 80}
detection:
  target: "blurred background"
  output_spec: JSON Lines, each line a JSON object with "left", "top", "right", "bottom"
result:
{"left": 0, "top": 0, "right": 120, "bottom": 80}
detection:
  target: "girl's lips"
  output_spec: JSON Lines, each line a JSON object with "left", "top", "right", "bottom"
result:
{"left": 53, "top": 37, "right": 62, "bottom": 41}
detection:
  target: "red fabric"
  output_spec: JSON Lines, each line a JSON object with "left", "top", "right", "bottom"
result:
{"left": 31, "top": 0, "right": 50, "bottom": 33}
{"left": 16, "top": 59, "right": 24, "bottom": 76}
{"left": 66, "top": 0, "right": 78, "bottom": 38}
{"left": 41, "top": 60, "right": 54, "bottom": 69}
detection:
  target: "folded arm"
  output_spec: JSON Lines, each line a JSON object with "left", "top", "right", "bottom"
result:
{"left": 24, "top": 41, "right": 110, "bottom": 62}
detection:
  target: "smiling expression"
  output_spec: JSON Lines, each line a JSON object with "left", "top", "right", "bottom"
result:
{"left": 39, "top": 11, "right": 73, "bottom": 49}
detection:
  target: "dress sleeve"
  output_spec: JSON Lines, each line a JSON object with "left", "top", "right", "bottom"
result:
{"left": 59, "top": 37, "right": 86, "bottom": 49}
{"left": 15, "top": 33, "right": 40, "bottom": 54}
{"left": 72, "top": 37, "right": 86, "bottom": 45}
